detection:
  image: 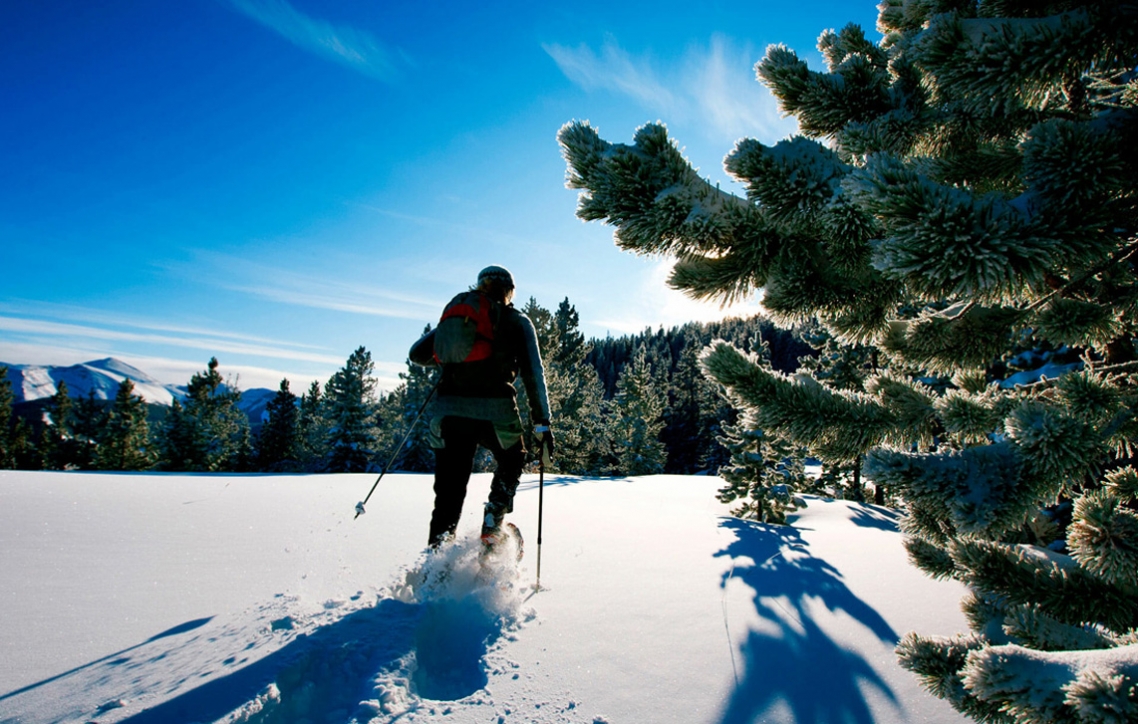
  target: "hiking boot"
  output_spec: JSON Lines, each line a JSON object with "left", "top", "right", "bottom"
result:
{"left": 480, "top": 503, "right": 505, "bottom": 545}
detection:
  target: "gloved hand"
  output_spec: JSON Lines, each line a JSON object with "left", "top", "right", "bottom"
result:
{"left": 534, "top": 421, "right": 554, "bottom": 464}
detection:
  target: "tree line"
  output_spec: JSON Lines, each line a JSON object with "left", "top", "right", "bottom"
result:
{"left": 0, "top": 298, "right": 814, "bottom": 478}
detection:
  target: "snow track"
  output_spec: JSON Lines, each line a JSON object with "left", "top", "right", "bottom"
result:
{"left": 216, "top": 535, "right": 534, "bottom": 723}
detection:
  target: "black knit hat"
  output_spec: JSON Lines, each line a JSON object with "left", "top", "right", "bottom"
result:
{"left": 477, "top": 265, "right": 514, "bottom": 289}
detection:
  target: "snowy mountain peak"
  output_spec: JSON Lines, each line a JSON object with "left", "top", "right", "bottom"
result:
{"left": 2, "top": 358, "right": 277, "bottom": 423}
{"left": 2, "top": 358, "right": 183, "bottom": 406}
{"left": 83, "top": 357, "right": 163, "bottom": 384}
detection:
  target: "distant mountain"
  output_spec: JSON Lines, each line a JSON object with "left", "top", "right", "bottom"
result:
{"left": 1, "top": 358, "right": 275, "bottom": 423}
{"left": 237, "top": 387, "right": 278, "bottom": 426}
{"left": 2, "top": 358, "right": 183, "bottom": 406}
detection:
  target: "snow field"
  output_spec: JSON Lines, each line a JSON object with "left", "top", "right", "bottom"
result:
{"left": 1, "top": 470, "right": 972, "bottom": 723}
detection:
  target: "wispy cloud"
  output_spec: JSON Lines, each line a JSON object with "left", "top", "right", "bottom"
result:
{"left": 0, "top": 313, "right": 345, "bottom": 366}
{"left": 0, "top": 301, "right": 382, "bottom": 390}
{"left": 545, "top": 35, "right": 797, "bottom": 145}
{"left": 0, "top": 300, "right": 329, "bottom": 352}
{"left": 224, "top": 0, "right": 402, "bottom": 81}
{"left": 545, "top": 39, "right": 678, "bottom": 111}
{"left": 353, "top": 203, "right": 536, "bottom": 248}
{"left": 127, "top": 354, "right": 405, "bottom": 393}
{"left": 175, "top": 251, "right": 442, "bottom": 321}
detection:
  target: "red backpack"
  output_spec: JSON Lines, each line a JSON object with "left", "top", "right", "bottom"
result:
{"left": 433, "top": 291, "right": 497, "bottom": 364}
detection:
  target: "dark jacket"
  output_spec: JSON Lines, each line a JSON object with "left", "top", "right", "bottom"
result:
{"left": 410, "top": 301, "right": 550, "bottom": 441}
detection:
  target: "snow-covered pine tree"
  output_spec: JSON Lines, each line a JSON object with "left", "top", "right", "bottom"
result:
{"left": 257, "top": 378, "right": 300, "bottom": 472}
{"left": 515, "top": 298, "right": 559, "bottom": 466}
{"left": 296, "top": 380, "right": 332, "bottom": 471}
{"left": 795, "top": 322, "right": 886, "bottom": 504}
{"left": 715, "top": 340, "right": 809, "bottom": 524}
{"left": 39, "top": 379, "right": 74, "bottom": 470}
{"left": 560, "top": 2, "right": 1138, "bottom": 720}
{"left": 95, "top": 378, "right": 152, "bottom": 471}
{"left": 70, "top": 389, "right": 105, "bottom": 470}
{"left": 548, "top": 298, "right": 609, "bottom": 475}
{"left": 555, "top": 297, "right": 587, "bottom": 367}
{"left": 378, "top": 333, "right": 438, "bottom": 474}
{"left": 607, "top": 347, "right": 668, "bottom": 476}
{"left": 716, "top": 412, "right": 808, "bottom": 525}
{"left": 516, "top": 297, "right": 608, "bottom": 475}
{"left": 325, "top": 346, "right": 380, "bottom": 473}
{"left": 0, "top": 366, "right": 13, "bottom": 469}
{"left": 159, "top": 358, "right": 250, "bottom": 472}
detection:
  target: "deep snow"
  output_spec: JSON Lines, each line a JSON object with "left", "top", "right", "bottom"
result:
{"left": 0, "top": 470, "right": 970, "bottom": 723}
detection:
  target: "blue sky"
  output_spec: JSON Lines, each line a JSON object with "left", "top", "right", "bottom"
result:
{"left": 1, "top": 0, "right": 879, "bottom": 392}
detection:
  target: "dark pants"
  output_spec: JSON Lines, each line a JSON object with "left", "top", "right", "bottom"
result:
{"left": 428, "top": 416, "right": 525, "bottom": 547}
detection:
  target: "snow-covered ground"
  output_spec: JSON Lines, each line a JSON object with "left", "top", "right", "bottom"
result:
{"left": 0, "top": 470, "right": 970, "bottom": 724}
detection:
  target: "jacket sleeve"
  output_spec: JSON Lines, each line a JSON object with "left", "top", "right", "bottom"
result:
{"left": 516, "top": 314, "right": 551, "bottom": 422}
{"left": 409, "top": 329, "right": 437, "bottom": 367}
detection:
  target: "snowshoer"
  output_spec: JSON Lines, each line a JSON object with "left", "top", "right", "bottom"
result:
{"left": 409, "top": 265, "right": 554, "bottom": 550}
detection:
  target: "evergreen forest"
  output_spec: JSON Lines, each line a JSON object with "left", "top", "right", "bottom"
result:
{"left": 0, "top": 299, "right": 814, "bottom": 486}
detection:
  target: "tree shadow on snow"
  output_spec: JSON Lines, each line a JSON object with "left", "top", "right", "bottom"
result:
{"left": 517, "top": 474, "right": 621, "bottom": 491}
{"left": 844, "top": 504, "right": 902, "bottom": 532}
{"left": 715, "top": 518, "right": 899, "bottom": 724}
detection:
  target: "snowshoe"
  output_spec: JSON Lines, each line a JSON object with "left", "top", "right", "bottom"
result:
{"left": 480, "top": 521, "right": 524, "bottom": 563}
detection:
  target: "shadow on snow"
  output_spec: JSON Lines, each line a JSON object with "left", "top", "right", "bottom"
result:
{"left": 844, "top": 504, "right": 902, "bottom": 532}
{"left": 113, "top": 600, "right": 426, "bottom": 724}
{"left": 517, "top": 474, "right": 637, "bottom": 491}
{"left": 118, "top": 587, "right": 514, "bottom": 722}
{"left": 0, "top": 617, "right": 215, "bottom": 705}
{"left": 715, "top": 517, "right": 899, "bottom": 724}
{"left": 4, "top": 584, "right": 512, "bottom": 723}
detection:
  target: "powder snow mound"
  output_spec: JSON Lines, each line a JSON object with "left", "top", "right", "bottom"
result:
{"left": 218, "top": 539, "right": 536, "bottom": 724}
{"left": 390, "top": 533, "right": 530, "bottom": 622}
{"left": 361, "top": 534, "right": 536, "bottom": 714}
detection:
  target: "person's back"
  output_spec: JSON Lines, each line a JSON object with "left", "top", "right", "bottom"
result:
{"left": 409, "top": 265, "right": 553, "bottom": 548}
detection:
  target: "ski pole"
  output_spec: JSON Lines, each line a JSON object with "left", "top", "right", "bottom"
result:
{"left": 354, "top": 381, "right": 438, "bottom": 519}
{"left": 535, "top": 436, "right": 550, "bottom": 590}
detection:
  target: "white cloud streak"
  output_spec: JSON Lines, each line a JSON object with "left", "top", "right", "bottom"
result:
{"left": 353, "top": 204, "right": 536, "bottom": 249}
{"left": 0, "top": 313, "right": 344, "bottom": 366}
{"left": 545, "top": 34, "right": 797, "bottom": 146}
{"left": 225, "top": 0, "right": 401, "bottom": 81}
{"left": 176, "top": 251, "right": 442, "bottom": 321}
{"left": 545, "top": 40, "right": 678, "bottom": 112}
{"left": 0, "top": 300, "right": 328, "bottom": 352}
